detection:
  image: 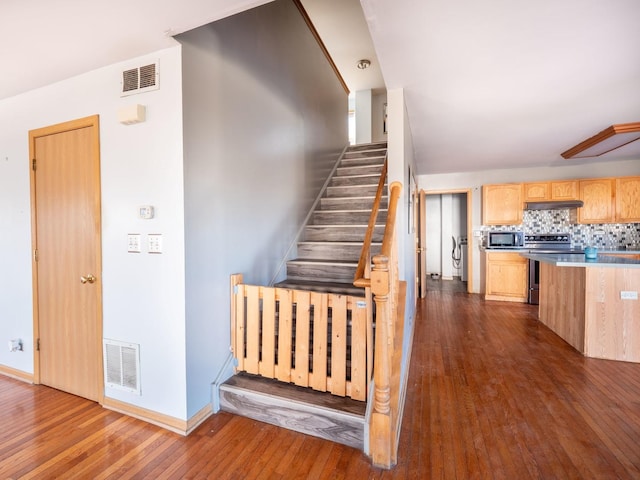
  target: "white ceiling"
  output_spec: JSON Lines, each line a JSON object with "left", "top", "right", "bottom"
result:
{"left": 2, "top": 0, "right": 639, "bottom": 175}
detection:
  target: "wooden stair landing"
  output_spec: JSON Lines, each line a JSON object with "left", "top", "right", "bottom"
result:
{"left": 219, "top": 373, "right": 367, "bottom": 450}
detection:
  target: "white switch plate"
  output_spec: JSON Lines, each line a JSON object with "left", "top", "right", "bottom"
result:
{"left": 620, "top": 291, "right": 638, "bottom": 300}
{"left": 148, "top": 234, "right": 163, "bottom": 253}
{"left": 127, "top": 234, "right": 141, "bottom": 253}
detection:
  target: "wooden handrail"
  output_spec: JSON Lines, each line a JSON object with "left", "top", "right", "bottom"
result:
{"left": 353, "top": 157, "right": 388, "bottom": 288}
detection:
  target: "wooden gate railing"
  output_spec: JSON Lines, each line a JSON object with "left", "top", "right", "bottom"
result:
{"left": 354, "top": 178, "right": 404, "bottom": 469}
{"left": 230, "top": 279, "right": 369, "bottom": 401}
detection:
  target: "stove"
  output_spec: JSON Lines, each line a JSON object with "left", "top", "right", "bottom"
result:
{"left": 524, "top": 233, "right": 581, "bottom": 253}
{"left": 525, "top": 233, "right": 582, "bottom": 304}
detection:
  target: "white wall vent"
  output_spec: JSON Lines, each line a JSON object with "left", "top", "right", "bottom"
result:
{"left": 103, "top": 339, "right": 141, "bottom": 395}
{"left": 120, "top": 61, "right": 159, "bottom": 97}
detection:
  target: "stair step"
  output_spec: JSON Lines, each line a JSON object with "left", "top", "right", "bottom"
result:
{"left": 330, "top": 174, "right": 383, "bottom": 187}
{"left": 326, "top": 184, "right": 382, "bottom": 198}
{"left": 274, "top": 279, "right": 365, "bottom": 296}
{"left": 347, "top": 142, "right": 387, "bottom": 152}
{"left": 343, "top": 150, "right": 387, "bottom": 159}
{"left": 319, "top": 196, "right": 388, "bottom": 211}
{"left": 220, "top": 373, "right": 365, "bottom": 449}
{"left": 312, "top": 209, "right": 387, "bottom": 225}
{"left": 297, "top": 241, "right": 382, "bottom": 261}
{"left": 286, "top": 259, "right": 357, "bottom": 283}
{"left": 339, "top": 156, "right": 386, "bottom": 167}
{"left": 336, "top": 164, "right": 384, "bottom": 176}
{"left": 304, "top": 224, "right": 384, "bottom": 242}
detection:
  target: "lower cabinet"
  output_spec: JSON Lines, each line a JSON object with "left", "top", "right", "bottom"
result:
{"left": 485, "top": 251, "right": 528, "bottom": 302}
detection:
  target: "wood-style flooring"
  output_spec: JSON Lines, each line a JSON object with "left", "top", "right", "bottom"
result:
{"left": 1, "top": 289, "right": 639, "bottom": 479}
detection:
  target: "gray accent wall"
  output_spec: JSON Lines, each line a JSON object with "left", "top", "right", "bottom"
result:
{"left": 178, "top": 0, "right": 348, "bottom": 416}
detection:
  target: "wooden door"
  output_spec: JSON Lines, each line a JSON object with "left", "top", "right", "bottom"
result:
{"left": 30, "top": 116, "right": 103, "bottom": 402}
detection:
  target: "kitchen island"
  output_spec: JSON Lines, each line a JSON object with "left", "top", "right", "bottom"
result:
{"left": 521, "top": 252, "right": 640, "bottom": 363}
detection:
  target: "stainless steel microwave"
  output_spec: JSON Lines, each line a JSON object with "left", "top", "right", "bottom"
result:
{"left": 487, "top": 231, "right": 524, "bottom": 248}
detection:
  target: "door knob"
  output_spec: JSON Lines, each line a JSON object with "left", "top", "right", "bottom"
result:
{"left": 80, "top": 274, "right": 96, "bottom": 284}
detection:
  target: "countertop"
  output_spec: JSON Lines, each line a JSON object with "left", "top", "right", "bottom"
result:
{"left": 521, "top": 252, "right": 640, "bottom": 268}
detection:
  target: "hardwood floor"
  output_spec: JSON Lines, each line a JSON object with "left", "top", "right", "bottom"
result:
{"left": 2, "top": 289, "right": 639, "bottom": 478}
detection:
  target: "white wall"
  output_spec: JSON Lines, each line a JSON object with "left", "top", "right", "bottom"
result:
{"left": 419, "top": 159, "right": 640, "bottom": 293}
{"left": 0, "top": 46, "right": 189, "bottom": 419}
{"left": 355, "top": 89, "right": 373, "bottom": 144}
{"left": 179, "top": 0, "right": 348, "bottom": 417}
{"left": 386, "top": 87, "right": 416, "bottom": 380}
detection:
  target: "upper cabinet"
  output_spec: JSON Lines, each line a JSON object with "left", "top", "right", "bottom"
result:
{"left": 550, "top": 181, "right": 578, "bottom": 200}
{"left": 523, "top": 182, "right": 549, "bottom": 201}
{"left": 578, "top": 178, "right": 614, "bottom": 224}
{"left": 482, "top": 183, "right": 523, "bottom": 225}
{"left": 524, "top": 180, "right": 578, "bottom": 201}
{"left": 616, "top": 176, "right": 640, "bottom": 222}
{"left": 485, "top": 176, "right": 638, "bottom": 226}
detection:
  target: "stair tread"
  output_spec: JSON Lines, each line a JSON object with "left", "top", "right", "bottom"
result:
{"left": 315, "top": 208, "right": 387, "bottom": 213}
{"left": 223, "top": 373, "right": 366, "bottom": 416}
{"left": 288, "top": 259, "right": 358, "bottom": 265}
{"left": 274, "top": 280, "right": 365, "bottom": 297}
{"left": 299, "top": 241, "right": 382, "bottom": 245}
{"left": 306, "top": 224, "right": 383, "bottom": 228}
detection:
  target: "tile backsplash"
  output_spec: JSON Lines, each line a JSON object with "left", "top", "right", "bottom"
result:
{"left": 483, "top": 210, "right": 640, "bottom": 249}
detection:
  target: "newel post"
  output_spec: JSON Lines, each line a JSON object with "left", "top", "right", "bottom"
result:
{"left": 370, "top": 253, "right": 393, "bottom": 467}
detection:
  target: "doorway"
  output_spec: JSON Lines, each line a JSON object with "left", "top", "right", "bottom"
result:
{"left": 424, "top": 190, "right": 473, "bottom": 294}
{"left": 30, "top": 115, "right": 103, "bottom": 402}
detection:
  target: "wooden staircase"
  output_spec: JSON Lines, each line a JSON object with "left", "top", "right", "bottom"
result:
{"left": 275, "top": 141, "right": 388, "bottom": 296}
{"left": 220, "top": 142, "right": 388, "bottom": 451}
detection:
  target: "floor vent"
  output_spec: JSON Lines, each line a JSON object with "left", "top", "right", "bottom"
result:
{"left": 120, "top": 61, "right": 159, "bottom": 97}
{"left": 103, "top": 339, "right": 141, "bottom": 395}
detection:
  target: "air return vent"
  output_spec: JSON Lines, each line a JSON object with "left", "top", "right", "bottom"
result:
{"left": 103, "top": 339, "right": 141, "bottom": 395}
{"left": 120, "top": 61, "right": 159, "bottom": 97}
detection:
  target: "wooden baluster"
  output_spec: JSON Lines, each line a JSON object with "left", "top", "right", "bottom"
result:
{"left": 370, "top": 253, "right": 392, "bottom": 466}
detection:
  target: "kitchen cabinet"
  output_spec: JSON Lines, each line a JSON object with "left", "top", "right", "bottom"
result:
{"left": 524, "top": 181, "right": 578, "bottom": 202}
{"left": 550, "top": 180, "right": 578, "bottom": 200}
{"left": 615, "top": 176, "right": 640, "bottom": 222}
{"left": 523, "top": 182, "right": 549, "bottom": 201}
{"left": 482, "top": 183, "right": 523, "bottom": 225}
{"left": 485, "top": 251, "right": 528, "bottom": 302}
{"left": 578, "top": 178, "right": 614, "bottom": 224}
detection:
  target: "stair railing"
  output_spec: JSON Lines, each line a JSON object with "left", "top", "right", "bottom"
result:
{"left": 353, "top": 156, "right": 387, "bottom": 385}
{"left": 354, "top": 174, "right": 403, "bottom": 469}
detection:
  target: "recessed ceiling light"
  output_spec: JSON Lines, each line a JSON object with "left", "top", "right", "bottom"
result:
{"left": 357, "top": 59, "right": 371, "bottom": 70}
{"left": 561, "top": 122, "right": 640, "bottom": 159}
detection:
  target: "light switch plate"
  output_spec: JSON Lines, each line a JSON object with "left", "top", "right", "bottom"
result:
{"left": 127, "top": 234, "right": 141, "bottom": 253}
{"left": 148, "top": 234, "right": 162, "bottom": 253}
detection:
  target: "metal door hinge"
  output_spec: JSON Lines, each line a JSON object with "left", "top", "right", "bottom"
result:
{"left": 33, "top": 249, "right": 38, "bottom": 262}
{"left": 36, "top": 338, "right": 40, "bottom": 351}
{"left": 32, "top": 158, "right": 36, "bottom": 171}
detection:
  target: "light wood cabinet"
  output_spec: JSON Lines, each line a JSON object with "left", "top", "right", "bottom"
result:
{"left": 523, "top": 182, "right": 549, "bottom": 201}
{"left": 578, "top": 178, "right": 614, "bottom": 224}
{"left": 550, "top": 180, "right": 578, "bottom": 200}
{"left": 482, "top": 183, "right": 523, "bottom": 225}
{"left": 615, "top": 176, "right": 640, "bottom": 222}
{"left": 485, "top": 252, "right": 528, "bottom": 302}
{"left": 524, "top": 180, "right": 579, "bottom": 202}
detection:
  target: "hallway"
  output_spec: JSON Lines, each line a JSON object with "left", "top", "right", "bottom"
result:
{"left": 1, "top": 290, "right": 639, "bottom": 478}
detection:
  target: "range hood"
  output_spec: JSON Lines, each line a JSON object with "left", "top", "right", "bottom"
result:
{"left": 525, "top": 200, "right": 584, "bottom": 210}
